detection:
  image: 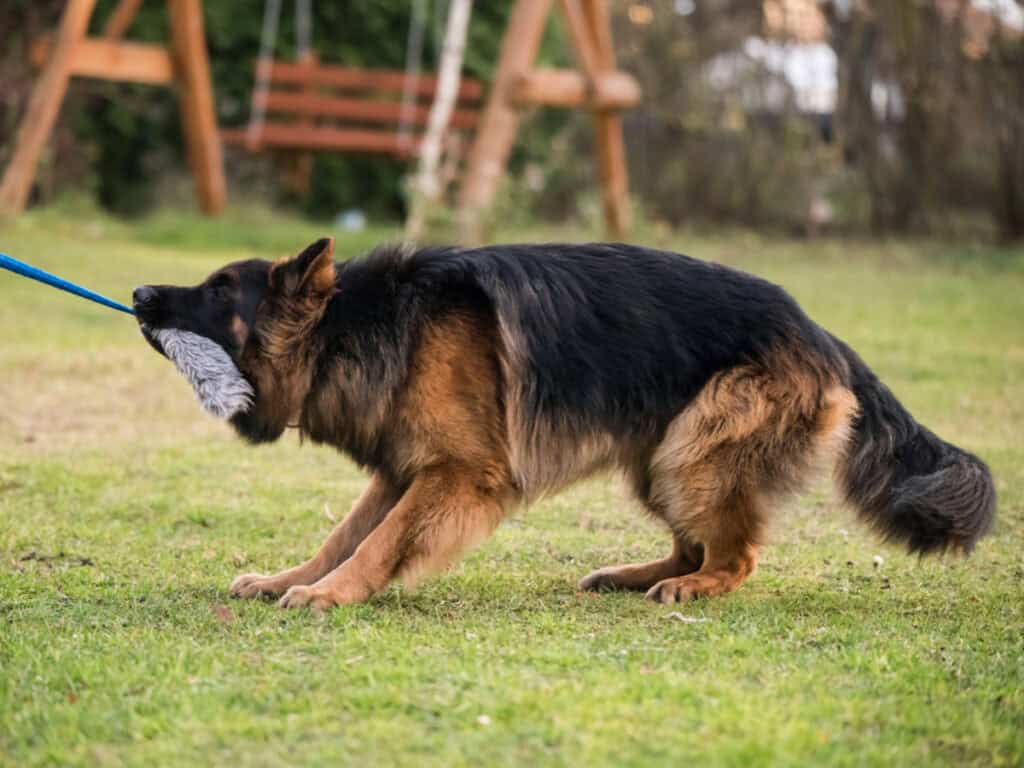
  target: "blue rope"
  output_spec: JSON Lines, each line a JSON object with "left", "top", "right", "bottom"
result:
{"left": 0, "top": 252, "right": 134, "bottom": 315}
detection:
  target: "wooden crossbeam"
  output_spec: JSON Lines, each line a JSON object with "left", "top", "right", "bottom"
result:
{"left": 509, "top": 69, "right": 640, "bottom": 109}
{"left": 31, "top": 36, "right": 174, "bottom": 85}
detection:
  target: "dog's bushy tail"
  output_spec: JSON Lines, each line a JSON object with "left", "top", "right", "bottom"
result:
{"left": 835, "top": 340, "right": 995, "bottom": 554}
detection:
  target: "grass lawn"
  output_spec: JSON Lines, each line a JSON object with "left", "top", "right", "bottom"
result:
{"left": 1, "top": 205, "right": 1022, "bottom": 767}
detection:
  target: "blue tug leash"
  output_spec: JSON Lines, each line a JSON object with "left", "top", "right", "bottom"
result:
{"left": 0, "top": 252, "right": 135, "bottom": 315}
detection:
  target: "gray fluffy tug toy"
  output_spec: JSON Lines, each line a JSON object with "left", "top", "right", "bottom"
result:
{"left": 151, "top": 328, "right": 254, "bottom": 420}
{"left": 0, "top": 253, "right": 252, "bottom": 421}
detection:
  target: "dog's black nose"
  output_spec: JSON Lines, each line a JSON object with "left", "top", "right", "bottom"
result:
{"left": 133, "top": 285, "right": 158, "bottom": 307}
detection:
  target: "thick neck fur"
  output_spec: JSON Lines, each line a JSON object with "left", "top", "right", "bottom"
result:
{"left": 231, "top": 289, "right": 333, "bottom": 443}
{"left": 298, "top": 342, "right": 399, "bottom": 469}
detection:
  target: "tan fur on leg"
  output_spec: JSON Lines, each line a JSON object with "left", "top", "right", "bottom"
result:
{"left": 645, "top": 541, "right": 760, "bottom": 603}
{"left": 278, "top": 464, "right": 509, "bottom": 609}
{"left": 641, "top": 351, "right": 857, "bottom": 603}
{"left": 579, "top": 537, "right": 704, "bottom": 592}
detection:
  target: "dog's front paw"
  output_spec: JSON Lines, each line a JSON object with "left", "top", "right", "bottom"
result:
{"left": 644, "top": 572, "right": 735, "bottom": 603}
{"left": 278, "top": 585, "right": 339, "bottom": 612}
{"left": 230, "top": 573, "right": 286, "bottom": 599}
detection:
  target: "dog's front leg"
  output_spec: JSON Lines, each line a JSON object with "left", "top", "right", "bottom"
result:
{"left": 230, "top": 471, "right": 402, "bottom": 599}
{"left": 278, "top": 464, "right": 507, "bottom": 610}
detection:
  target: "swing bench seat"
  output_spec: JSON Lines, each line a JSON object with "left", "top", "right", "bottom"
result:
{"left": 222, "top": 59, "right": 484, "bottom": 158}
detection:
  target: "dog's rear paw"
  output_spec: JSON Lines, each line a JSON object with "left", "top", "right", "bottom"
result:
{"left": 230, "top": 573, "right": 285, "bottom": 599}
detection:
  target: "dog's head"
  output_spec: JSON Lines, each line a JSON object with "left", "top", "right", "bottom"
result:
{"left": 134, "top": 237, "right": 337, "bottom": 442}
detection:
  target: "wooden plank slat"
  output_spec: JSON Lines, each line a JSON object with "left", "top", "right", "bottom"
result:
{"left": 31, "top": 35, "right": 175, "bottom": 85}
{"left": 223, "top": 125, "right": 420, "bottom": 157}
{"left": 167, "top": 0, "right": 226, "bottom": 214}
{"left": 509, "top": 68, "right": 640, "bottom": 108}
{"left": 263, "top": 91, "right": 480, "bottom": 129}
{"left": 0, "top": 0, "right": 98, "bottom": 215}
{"left": 263, "top": 60, "right": 484, "bottom": 101}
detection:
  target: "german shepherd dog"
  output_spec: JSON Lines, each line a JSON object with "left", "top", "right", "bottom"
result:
{"left": 133, "top": 239, "right": 995, "bottom": 609}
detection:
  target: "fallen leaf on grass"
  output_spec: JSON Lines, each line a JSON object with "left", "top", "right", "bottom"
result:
{"left": 211, "top": 604, "right": 235, "bottom": 624}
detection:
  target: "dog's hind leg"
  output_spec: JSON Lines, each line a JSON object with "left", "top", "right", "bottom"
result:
{"left": 230, "top": 471, "right": 402, "bottom": 599}
{"left": 278, "top": 463, "right": 509, "bottom": 610}
{"left": 641, "top": 359, "right": 857, "bottom": 603}
{"left": 578, "top": 536, "right": 704, "bottom": 592}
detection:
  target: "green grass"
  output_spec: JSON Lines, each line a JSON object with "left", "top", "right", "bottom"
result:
{"left": 1, "top": 206, "right": 1022, "bottom": 767}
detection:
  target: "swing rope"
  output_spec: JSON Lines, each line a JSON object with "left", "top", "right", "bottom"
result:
{"left": 398, "top": 0, "right": 429, "bottom": 154}
{"left": 295, "top": 0, "right": 312, "bottom": 60}
{"left": 247, "top": 0, "right": 283, "bottom": 148}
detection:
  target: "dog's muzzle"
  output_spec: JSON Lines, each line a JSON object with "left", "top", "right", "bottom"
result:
{"left": 133, "top": 285, "right": 166, "bottom": 356}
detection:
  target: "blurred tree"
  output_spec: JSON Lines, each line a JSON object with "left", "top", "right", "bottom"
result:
{"left": 827, "top": 0, "right": 1024, "bottom": 239}
{"left": 984, "top": 15, "right": 1024, "bottom": 240}
{"left": 830, "top": 1, "right": 964, "bottom": 232}
{"left": 596, "top": 0, "right": 830, "bottom": 232}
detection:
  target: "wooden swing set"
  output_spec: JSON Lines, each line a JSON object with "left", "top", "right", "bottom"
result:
{"left": 0, "top": 0, "right": 640, "bottom": 240}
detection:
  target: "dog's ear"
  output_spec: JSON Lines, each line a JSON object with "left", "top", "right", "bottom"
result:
{"left": 270, "top": 237, "right": 336, "bottom": 298}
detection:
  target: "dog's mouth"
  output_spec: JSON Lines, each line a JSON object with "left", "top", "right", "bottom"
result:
{"left": 134, "top": 296, "right": 167, "bottom": 360}
{"left": 136, "top": 320, "right": 167, "bottom": 358}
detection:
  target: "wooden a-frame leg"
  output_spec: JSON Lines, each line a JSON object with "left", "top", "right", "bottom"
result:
{"left": 0, "top": 0, "right": 98, "bottom": 216}
{"left": 104, "top": 0, "right": 144, "bottom": 40}
{"left": 582, "top": 0, "right": 631, "bottom": 239}
{"left": 458, "top": 0, "right": 631, "bottom": 243}
{"left": 590, "top": 110, "right": 631, "bottom": 239}
{"left": 167, "top": 0, "right": 226, "bottom": 215}
{"left": 457, "top": 0, "right": 553, "bottom": 244}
